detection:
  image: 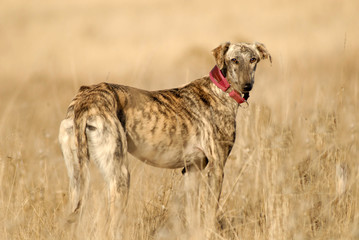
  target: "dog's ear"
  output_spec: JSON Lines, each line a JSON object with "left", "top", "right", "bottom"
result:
{"left": 212, "top": 42, "right": 231, "bottom": 69}
{"left": 254, "top": 42, "right": 272, "bottom": 63}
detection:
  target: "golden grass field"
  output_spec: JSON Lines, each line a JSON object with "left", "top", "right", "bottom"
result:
{"left": 1, "top": 0, "right": 359, "bottom": 239}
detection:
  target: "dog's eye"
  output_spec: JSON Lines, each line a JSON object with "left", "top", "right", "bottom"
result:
{"left": 250, "top": 57, "right": 257, "bottom": 63}
{"left": 231, "top": 58, "right": 239, "bottom": 64}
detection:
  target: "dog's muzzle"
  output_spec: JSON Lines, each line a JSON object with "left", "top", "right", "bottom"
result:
{"left": 243, "top": 83, "right": 253, "bottom": 92}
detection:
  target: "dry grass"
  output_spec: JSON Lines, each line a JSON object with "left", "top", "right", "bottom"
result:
{"left": 1, "top": 0, "right": 359, "bottom": 239}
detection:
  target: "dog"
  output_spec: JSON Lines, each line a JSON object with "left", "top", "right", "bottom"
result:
{"left": 58, "top": 41, "right": 271, "bottom": 237}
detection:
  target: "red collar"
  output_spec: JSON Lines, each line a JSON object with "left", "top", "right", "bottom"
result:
{"left": 209, "top": 65, "right": 246, "bottom": 104}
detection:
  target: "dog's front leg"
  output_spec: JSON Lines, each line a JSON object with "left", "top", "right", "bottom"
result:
{"left": 203, "top": 156, "right": 225, "bottom": 239}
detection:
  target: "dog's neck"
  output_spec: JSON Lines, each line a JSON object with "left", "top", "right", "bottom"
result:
{"left": 209, "top": 65, "right": 246, "bottom": 105}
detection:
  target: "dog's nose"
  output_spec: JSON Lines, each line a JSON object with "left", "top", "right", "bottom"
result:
{"left": 243, "top": 83, "right": 253, "bottom": 92}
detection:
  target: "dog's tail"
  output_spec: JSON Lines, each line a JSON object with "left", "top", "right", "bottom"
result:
{"left": 74, "top": 108, "right": 90, "bottom": 167}
{"left": 65, "top": 104, "right": 90, "bottom": 222}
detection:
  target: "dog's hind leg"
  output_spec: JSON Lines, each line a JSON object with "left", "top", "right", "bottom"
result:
{"left": 86, "top": 114, "right": 130, "bottom": 238}
{"left": 59, "top": 118, "right": 90, "bottom": 223}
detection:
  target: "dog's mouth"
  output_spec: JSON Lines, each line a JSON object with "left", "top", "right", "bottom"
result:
{"left": 242, "top": 91, "right": 250, "bottom": 101}
{"left": 241, "top": 83, "right": 253, "bottom": 101}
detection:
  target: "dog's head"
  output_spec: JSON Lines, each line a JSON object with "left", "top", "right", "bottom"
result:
{"left": 212, "top": 42, "right": 271, "bottom": 99}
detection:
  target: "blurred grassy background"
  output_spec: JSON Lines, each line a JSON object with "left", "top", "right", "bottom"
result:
{"left": 0, "top": 0, "right": 358, "bottom": 239}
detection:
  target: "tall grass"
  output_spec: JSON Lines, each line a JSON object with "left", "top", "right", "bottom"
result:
{"left": 1, "top": 0, "right": 358, "bottom": 239}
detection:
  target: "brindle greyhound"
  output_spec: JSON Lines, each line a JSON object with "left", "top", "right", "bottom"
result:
{"left": 59, "top": 42, "right": 271, "bottom": 237}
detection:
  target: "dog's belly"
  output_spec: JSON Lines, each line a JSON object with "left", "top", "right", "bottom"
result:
{"left": 127, "top": 136, "right": 205, "bottom": 169}
{"left": 122, "top": 102, "right": 207, "bottom": 169}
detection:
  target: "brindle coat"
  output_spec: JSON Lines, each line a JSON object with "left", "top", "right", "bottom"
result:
{"left": 58, "top": 42, "right": 271, "bottom": 237}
